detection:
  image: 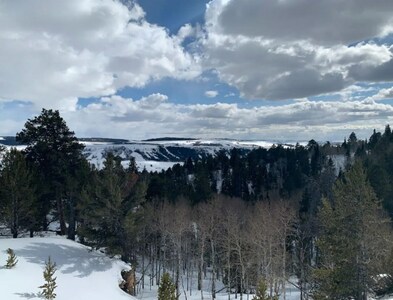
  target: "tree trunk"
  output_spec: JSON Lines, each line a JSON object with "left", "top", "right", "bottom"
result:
{"left": 67, "top": 195, "right": 76, "bottom": 240}
{"left": 199, "top": 234, "right": 205, "bottom": 300}
{"left": 12, "top": 196, "right": 18, "bottom": 238}
{"left": 211, "top": 238, "right": 216, "bottom": 299}
{"left": 282, "top": 235, "right": 286, "bottom": 300}
{"left": 56, "top": 189, "right": 67, "bottom": 235}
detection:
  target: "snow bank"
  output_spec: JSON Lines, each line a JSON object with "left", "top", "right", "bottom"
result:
{"left": 0, "top": 237, "right": 134, "bottom": 300}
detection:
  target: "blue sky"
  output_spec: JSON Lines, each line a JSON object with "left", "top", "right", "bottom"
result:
{"left": 137, "top": 0, "right": 209, "bottom": 34}
{"left": 1, "top": 0, "right": 393, "bottom": 141}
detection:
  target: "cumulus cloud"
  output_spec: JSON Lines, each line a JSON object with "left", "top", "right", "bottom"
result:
{"left": 366, "top": 87, "right": 393, "bottom": 101}
{"left": 0, "top": 0, "right": 201, "bottom": 110}
{"left": 205, "top": 90, "right": 219, "bottom": 98}
{"left": 203, "top": 0, "right": 393, "bottom": 100}
{"left": 217, "top": 0, "right": 393, "bottom": 45}
{"left": 54, "top": 94, "right": 393, "bottom": 141}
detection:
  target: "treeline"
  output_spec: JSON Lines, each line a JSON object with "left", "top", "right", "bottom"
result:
{"left": 1, "top": 109, "right": 393, "bottom": 299}
{"left": 146, "top": 140, "right": 338, "bottom": 204}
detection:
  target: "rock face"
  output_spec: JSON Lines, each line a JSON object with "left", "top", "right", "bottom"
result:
{"left": 119, "top": 268, "right": 136, "bottom": 296}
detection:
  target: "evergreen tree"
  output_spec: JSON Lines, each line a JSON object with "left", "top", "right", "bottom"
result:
{"left": 0, "top": 148, "right": 37, "bottom": 238}
{"left": 39, "top": 256, "right": 57, "bottom": 300}
{"left": 252, "top": 279, "right": 278, "bottom": 300}
{"left": 313, "top": 163, "right": 393, "bottom": 299}
{"left": 78, "top": 153, "right": 144, "bottom": 257}
{"left": 5, "top": 248, "right": 18, "bottom": 269}
{"left": 192, "top": 162, "right": 212, "bottom": 204}
{"left": 158, "top": 273, "right": 176, "bottom": 300}
{"left": 16, "top": 109, "right": 85, "bottom": 236}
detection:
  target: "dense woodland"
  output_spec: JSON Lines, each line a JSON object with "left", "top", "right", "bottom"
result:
{"left": 1, "top": 109, "right": 393, "bottom": 299}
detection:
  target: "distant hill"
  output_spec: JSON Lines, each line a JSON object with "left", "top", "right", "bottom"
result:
{"left": 1, "top": 136, "right": 300, "bottom": 172}
{"left": 143, "top": 137, "right": 198, "bottom": 142}
{"left": 0, "top": 136, "right": 20, "bottom": 146}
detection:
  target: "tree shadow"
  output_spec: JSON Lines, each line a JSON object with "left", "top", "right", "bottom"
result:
{"left": 16, "top": 242, "right": 113, "bottom": 278}
{"left": 14, "top": 292, "right": 41, "bottom": 299}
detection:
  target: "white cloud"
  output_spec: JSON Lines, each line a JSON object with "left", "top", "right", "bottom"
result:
{"left": 205, "top": 90, "right": 219, "bottom": 98}
{"left": 366, "top": 87, "right": 393, "bottom": 101}
{"left": 202, "top": 0, "right": 393, "bottom": 100}
{"left": 0, "top": 0, "right": 201, "bottom": 110}
{"left": 176, "top": 24, "right": 196, "bottom": 43}
{"left": 52, "top": 95, "right": 393, "bottom": 141}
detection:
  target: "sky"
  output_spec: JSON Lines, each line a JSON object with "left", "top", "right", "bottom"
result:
{"left": 1, "top": 0, "right": 393, "bottom": 142}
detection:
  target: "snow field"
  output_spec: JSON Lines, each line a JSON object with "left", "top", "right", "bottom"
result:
{"left": 0, "top": 237, "right": 134, "bottom": 300}
{"left": 0, "top": 236, "right": 301, "bottom": 300}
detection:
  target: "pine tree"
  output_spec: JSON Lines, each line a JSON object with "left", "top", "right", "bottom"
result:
{"left": 16, "top": 108, "right": 85, "bottom": 236}
{"left": 0, "top": 148, "right": 37, "bottom": 238}
{"left": 5, "top": 248, "right": 18, "bottom": 269}
{"left": 39, "top": 256, "right": 57, "bottom": 300}
{"left": 252, "top": 279, "right": 278, "bottom": 300}
{"left": 158, "top": 273, "right": 176, "bottom": 300}
{"left": 78, "top": 153, "right": 143, "bottom": 256}
{"left": 313, "top": 162, "right": 393, "bottom": 299}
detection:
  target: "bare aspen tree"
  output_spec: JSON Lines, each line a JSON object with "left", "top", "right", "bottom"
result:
{"left": 157, "top": 200, "right": 191, "bottom": 299}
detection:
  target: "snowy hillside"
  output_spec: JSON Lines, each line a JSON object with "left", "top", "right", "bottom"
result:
{"left": 0, "top": 236, "right": 303, "bottom": 300}
{"left": 0, "top": 236, "right": 134, "bottom": 300}
{"left": 81, "top": 139, "right": 285, "bottom": 172}
{"left": 0, "top": 136, "right": 314, "bottom": 172}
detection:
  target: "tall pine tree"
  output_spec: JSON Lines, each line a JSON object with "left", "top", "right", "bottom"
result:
{"left": 0, "top": 148, "right": 37, "bottom": 238}
{"left": 16, "top": 109, "right": 85, "bottom": 237}
{"left": 313, "top": 162, "right": 393, "bottom": 299}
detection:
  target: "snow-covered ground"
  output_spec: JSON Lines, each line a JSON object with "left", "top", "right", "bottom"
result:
{"left": 0, "top": 236, "right": 133, "bottom": 300}
{"left": 0, "top": 236, "right": 300, "bottom": 300}
{"left": 1, "top": 236, "right": 391, "bottom": 299}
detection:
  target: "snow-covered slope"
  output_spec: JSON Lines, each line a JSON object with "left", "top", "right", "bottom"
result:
{"left": 0, "top": 236, "right": 133, "bottom": 300}
{"left": 0, "top": 236, "right": 302, "bottom": 300}
{"left": 0, "top": 136, "right": 302, "bottom": 172}
{"left": 82, "top": 139, "right": 278, "bottom": 172}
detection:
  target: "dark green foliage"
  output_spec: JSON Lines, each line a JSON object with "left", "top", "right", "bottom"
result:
{"left": 39, "top": 256, "right": 57, "bottom": 300}
{"left": 313, "top": 163, "right": 392, "bottom": 299}
{"left": 0, "top": 149, "right": 37, "bottom": 238}
{"left": 363, "top": 125, "right": 393, "bottom": 218}
{"left": 16, "top": 109, "right": 85, "bottom": 236}
{"left": 252, "top": 279, "right": 278, "bottom": 300}
{"left": 158, "top": 273, "right": 176, "bottom": 300}
{"left": 145, "top": 140, "right": 328, "bottom": 205}
{"left": 16, "top": 109, "right": 84, "bottom": 165}
{"left": 191, "top": 162, "right": 212, "bottom": 204}
{"left": 5, "top": 248, "right": 18, "bottom": 269}
{"left": 78, "top": 153, "right": 145, "bottom": 257}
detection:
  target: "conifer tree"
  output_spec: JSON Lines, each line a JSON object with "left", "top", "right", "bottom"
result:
{"left": 5, "top": 248, "right": 18, "bottom": 269}
{"left": 252, "top": 279, "right": 278, "bottom": 300}
{"left": 0, "top": 148, "right": 37, "bottom": 238}
{"left": 39, "top": 256, "right": 57, "bottom": 300}
{"left": 158, "top": 272, "right": 176, "bottom": 300}
{"left": 78, "top": 153, "right": 144, "bottom": 256}
{"left": 16, "top": 108, "right": 85, "bottom": 236}
{"left": 313, "top": 162, "right": 393, "bottom": 299}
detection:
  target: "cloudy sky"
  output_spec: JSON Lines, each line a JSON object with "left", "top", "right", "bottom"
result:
{"left": 1, "top": 0, "right": 393, "bottom": 142}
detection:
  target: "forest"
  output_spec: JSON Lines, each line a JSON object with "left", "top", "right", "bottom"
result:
{"left": 1, "top": 108, "right": 393, "bottom": 300}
